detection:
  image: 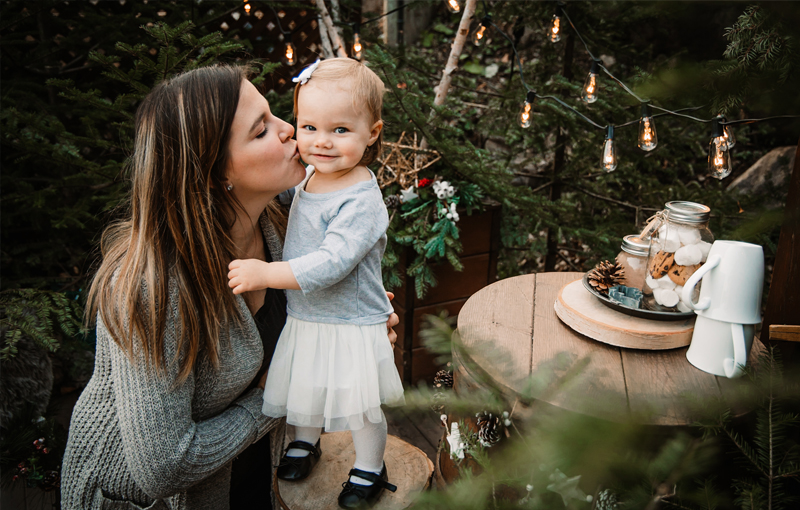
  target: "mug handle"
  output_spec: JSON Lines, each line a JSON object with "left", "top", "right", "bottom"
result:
{"left": 681, "top": 254, "right": 721, "bottom": 311}
{"left": 723, "top": 323, "right": 747, "bottom": 378}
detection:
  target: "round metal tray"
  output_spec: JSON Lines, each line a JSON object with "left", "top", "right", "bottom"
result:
{"left": 581, "top": 273, "right": 695, "bottom": 321}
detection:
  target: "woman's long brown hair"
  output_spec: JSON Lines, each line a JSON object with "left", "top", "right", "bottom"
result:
{"left": 86, "top": 65, "right": 285, "bottom": 383}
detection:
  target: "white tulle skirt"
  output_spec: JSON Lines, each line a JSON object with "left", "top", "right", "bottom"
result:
{"left": 262, "top": 316, "right": 405, "bottom": 432}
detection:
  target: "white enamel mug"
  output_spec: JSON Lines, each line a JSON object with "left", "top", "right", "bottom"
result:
{"left": 681, "top": 240, "right": 764, "bottom": 325}
{"left": 686, "top": 316, "right": 754, "bottom": 378}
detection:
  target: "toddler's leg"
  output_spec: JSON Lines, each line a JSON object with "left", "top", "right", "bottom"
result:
{"left": 287, "top": 425, "right": 322, "bottom": 457}
{"left": 349, "top": 410, "right": 388, "bottom": 485}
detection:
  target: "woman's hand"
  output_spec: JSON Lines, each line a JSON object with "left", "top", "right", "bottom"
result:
{"left": 386, "top": 292, "right": 399, "bottom": 350}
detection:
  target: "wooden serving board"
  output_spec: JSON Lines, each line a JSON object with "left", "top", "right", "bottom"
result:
{"left": 275, "top": 432, "right": 433, "bottom": 510}
{"left": 554, "top": 279, "right": 695, "bottom": 350}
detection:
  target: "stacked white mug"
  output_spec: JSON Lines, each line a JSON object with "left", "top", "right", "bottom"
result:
{"left": 681, "top": 241, "right": 764, "bottom": 378}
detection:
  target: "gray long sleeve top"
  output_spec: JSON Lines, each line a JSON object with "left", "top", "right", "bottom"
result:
{"left": 61, "top": 215, "right": 286, "bottom": 510}
{"left": 284, "top": 170, "right": 393, "bottom": 325}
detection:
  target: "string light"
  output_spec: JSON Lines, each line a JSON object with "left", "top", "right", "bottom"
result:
{"left": 518, "top": 91, "right": 537, "bottom": 129}
{"left": 549, "top": 3, "right": 564, "bottom": 43}
{"left": 352, "top": 25, "right": 363, "bottom": 60}
{"left": 708, "top": 118, "right": 732, "bottom": 179}
{"left": 581, "top": 60, "right": 600, "bottom": 104}
{"left": 446, "top": 0, "right": 461, "bottom": 14}
{"left": 721, "top": 116, "right": 736, "bottom": 149}
{"left": 473, "top": 16, "right": 491, "bottom": 46}
{"left": 244, "top": 3, "right": 251, "bottom": 15}
{"left": 284, "top": 42, "right": 296, "bottom": 66}
{"left": 602, "top": 126, "right": 617, "bottom": 172}
{"left": 638, "top": 102, "right": 658, "bottom": 151}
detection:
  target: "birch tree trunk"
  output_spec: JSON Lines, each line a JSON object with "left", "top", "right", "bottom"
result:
{"left": 315, "top": 0, "right": 347, "bottom": 58}
{"left": 329, "top": 0, "right": 347, "bottom": 52}
{"left": 419, "top": 0, "right": 477, "bottom": 151}
{"left": 317, "top": 15, "right": 335, "bottom": 58}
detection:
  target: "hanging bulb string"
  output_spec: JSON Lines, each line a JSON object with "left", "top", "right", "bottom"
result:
{"left": 597, "top": 63, "right": 647, "bottom": 103}
{"left": 720, "top": 115, "right": 800, "bottom": 126}
{"left": 614, "top": 105, "right": 707, "bottom": 129}
{"left": 559, "top": 3, "right": 597, "bottom": 62}
{"left": 538, "top": 94, "right": 606, "bottom": 130}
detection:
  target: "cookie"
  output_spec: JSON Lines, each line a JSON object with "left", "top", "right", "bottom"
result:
{"left": 667, "top": 263, "right": 701, "bottom": 286}
{"left": 648, "top": 250, "right": 674, "bottom": 278}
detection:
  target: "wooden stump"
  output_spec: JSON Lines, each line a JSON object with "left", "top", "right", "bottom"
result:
{"left": 275, "top": 432, "right": 433, "bottom": 510}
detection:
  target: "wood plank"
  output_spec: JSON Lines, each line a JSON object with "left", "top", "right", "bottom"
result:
{"left": 555, "top": 280, "right": 694, "bottom": 350}
{"left": 769, "top": 325, "right": 800, "bottom": 343}
{"left": 532, "top": 273, "right": 629, "bottom": 422}
{"left": 620, "top": 347, "right": 720, "bottom": 426}
{"left": 416, "top": 253, "right": 490, "bottom": 306}
{"left": 276, "top": 432, "right": 432, "bottom": 510}
{"left": 386, "top": 408, "right": 438, "bottom": 463}
{"left": 457, "top": 275, "right": 535, "bottom": 396}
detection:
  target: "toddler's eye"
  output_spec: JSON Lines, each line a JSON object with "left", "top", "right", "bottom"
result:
{"left": 255, "top": 127, "right": 267, "bottom": 139}
{"left": 334, "top": 127, "right": 348, "bottom": 134}
{"left": 303, "top": 125, "right": 316, "bottom": 131}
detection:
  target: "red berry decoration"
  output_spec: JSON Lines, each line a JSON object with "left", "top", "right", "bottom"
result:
{"left": 418, "top": 178, "right": 433, "bottom": 188}
{"left": 43, "top": 447, "right": 51, "bottom": 454}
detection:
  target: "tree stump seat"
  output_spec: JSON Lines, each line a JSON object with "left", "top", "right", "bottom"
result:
{"left": 275, "top": 432, "right": 434, "bottom": 509}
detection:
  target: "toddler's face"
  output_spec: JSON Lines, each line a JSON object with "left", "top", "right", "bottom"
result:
{"left": 295, "top": 82, "right": 381, "bottom": 176}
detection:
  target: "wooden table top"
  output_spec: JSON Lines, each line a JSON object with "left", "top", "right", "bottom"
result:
{"left": 456, "top": 272, "right": 759, "bottom": 426}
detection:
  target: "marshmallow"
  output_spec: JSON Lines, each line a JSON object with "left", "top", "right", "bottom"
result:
{"left": 661, "top": 230, "right": 681, "bottom": 253}
{"left": 678, "top": 227, "right": 701, "bottom": 246}
{"left": 674, "top": 285, "right": 684, "bottom": 300}
{"left": 697, "top": 241, "right": 712, "bottom": 262}
{"left": 656, "top": 275, "right": 676, "bottom": 290}
{"left": 654, "top": 288, "right": 679, "bottom": 307}
{"left": 645, "top": 275, "right": 660, "bottom": 290}
{"left": 676, "top": 301, "right": 691, "bottom": 312}
{"left": 674, "top": 244, "right": 703, "bottom": 266}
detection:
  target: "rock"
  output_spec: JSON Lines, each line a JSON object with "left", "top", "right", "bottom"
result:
{"left": 727, "top": 146, "right": 796, "bottom": 198}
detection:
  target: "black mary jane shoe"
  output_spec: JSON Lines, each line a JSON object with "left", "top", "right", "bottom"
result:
{"left": 337, "top": 464, "right": 397, "bottom": 509}
{"left": 275, "top": 440, "right": 322, "bottom": 481}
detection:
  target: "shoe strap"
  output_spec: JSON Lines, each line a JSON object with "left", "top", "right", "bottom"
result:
{"left": 347, "top": 468, "right": 398, "bottom": 492}
{"left": 285, "top": 440, "right": 320, "bottom": 456}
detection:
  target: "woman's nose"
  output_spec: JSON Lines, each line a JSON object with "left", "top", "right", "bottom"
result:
{"left": 279, "top": 119, "right": 294, "bottom": 142}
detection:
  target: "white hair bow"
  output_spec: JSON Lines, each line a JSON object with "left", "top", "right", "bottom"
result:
{"left": 292, "top": 59, "right": 321, "bottom": 85}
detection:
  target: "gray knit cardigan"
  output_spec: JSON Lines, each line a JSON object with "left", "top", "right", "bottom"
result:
{"left": 61, "top": 215, "right": 286, "bottom": 510}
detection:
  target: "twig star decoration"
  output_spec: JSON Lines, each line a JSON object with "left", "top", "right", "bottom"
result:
{"left": 376, "top": 131, "right": 442, "bottom": 189}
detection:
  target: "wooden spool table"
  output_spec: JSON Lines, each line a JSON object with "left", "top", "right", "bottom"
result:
{"left": 275, "top": 432, "right": 433, "bottom": 509}
{"left": 455, "top": 272, "right": 762, "bottom": 426}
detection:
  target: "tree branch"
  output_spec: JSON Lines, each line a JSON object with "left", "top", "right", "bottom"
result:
{"left": 316, "top": 0, "right": 346, "bottom": 58}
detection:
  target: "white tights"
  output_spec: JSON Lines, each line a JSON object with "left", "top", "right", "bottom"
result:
{"left": 286, "top": 411, "right": 387, "bottom": 485}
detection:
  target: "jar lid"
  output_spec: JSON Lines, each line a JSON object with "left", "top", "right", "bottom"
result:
{"left": 621, "top": 235, "right": 650, "bottom": 256}
{"left": 665, "top": 201, "right": 711, "bottom": 224}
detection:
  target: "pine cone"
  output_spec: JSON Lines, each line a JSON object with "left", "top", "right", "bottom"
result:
{"left": 384, "top": 195, "right": 401, "bottom": 208}
{"left": 430, "top": 391, "right": 447, "bottom": 414}
{"left": 41, "top": 470, "right": 60, "bottom": 492}
{"left": 433, "top": 369, "right": 453, "bottom": 389}
{"left": 596, "top": 489, "right": 620, "bottom": 510}
{"left": 476, "top": 411, "right": 501, "bottom": 447}
{"left": 587, "top": 260, "right": 626, "bottom": 294}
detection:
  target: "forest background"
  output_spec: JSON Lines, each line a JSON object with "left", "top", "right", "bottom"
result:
{"left": 1, "top": 0, "right": 799, "bottom": 508}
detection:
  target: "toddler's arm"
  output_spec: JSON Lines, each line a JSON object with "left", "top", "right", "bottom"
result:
{"left": 228, "top": 259, "right": 300, "bottom": 294}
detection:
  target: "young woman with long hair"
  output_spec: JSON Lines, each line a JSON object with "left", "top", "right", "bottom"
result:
{"left": 60, "top": 64, "right": 397, "bottom": 510}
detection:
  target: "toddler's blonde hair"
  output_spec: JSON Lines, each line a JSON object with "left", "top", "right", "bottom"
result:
{"left": 293, "top": 58, "right": 385, "bottom": 166}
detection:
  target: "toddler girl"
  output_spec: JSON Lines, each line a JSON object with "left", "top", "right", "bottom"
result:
{"left": 228, "top": 58, "right": 405, "bottom": 509}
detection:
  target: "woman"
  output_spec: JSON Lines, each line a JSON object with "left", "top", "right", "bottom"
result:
{"left": 61, "top": 65, "right": 398, "bottom": 510}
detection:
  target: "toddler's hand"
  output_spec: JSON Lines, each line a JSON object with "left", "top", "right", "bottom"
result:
{"left": 228, "top": 259, "right": 271, "bottom": 294}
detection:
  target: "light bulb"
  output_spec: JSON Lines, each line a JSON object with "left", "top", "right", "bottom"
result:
{"left": 446, "top": 0, "right": 461, "bottom": 14}
{"left": 708, "top": 119, "right": 732, "bottom": 179}
{"left": 518, "top": 91, "right": 536, "bottom": 129}
{"left": 473, "top": 25, "right": 487, "bottom": 46}
{"left": 581, "top": 60, "right": 600, "bottom": 104}
{"left": 602, "top": 125, "right": 617, "bottom": 172}
{"left": 549, "top": 14, "right": 562, "bottom": 43}
{"left": 244, "top": 3, "right": 251, "bottom": 15}
{"left": 472, "top": 16, "right": 491, "bottom": 46}
{"left": 638, "top": 103, "right": 658, "bottom": 151}
{"left": 352, "top": 32, "right": 363, "bottom": 60}
{"left": 284, "top": 42, "right": 296, "bottom": 66}
{"left": 723, "top": 124, "right": 736, "bottom": 149}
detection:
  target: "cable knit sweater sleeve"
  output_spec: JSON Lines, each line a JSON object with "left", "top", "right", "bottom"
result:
{"left": 106, "top": 312, "right": 270, "bottom": 500}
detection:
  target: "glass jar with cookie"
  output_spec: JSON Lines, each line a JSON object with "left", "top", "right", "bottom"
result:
{"left": 642, "top": 201, "right": 714, "bottom": 312}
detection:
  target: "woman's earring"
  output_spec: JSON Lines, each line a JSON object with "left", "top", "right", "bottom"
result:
{"left": 226, "top": 184, "right": 233, "bottom": 191}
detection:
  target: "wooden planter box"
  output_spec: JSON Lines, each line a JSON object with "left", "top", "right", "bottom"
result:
{"left": 392, "top": 205, "right": 501, "bottom": 385}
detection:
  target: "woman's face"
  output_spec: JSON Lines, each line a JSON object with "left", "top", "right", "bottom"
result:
{"left": 225, "top": 80, "right": 305, "bottom": 203}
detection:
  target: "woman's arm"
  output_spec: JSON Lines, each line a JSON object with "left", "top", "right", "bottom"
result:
{"left": 106, "top": 315, "right": 274, "bottom": 499}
